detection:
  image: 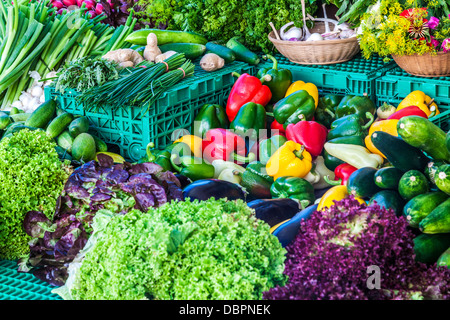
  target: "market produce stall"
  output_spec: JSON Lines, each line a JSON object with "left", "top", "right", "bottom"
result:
{"left": 0, "top": 0, "right": 450, "bottom": 302}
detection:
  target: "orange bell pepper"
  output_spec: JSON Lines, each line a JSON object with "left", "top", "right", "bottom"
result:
{"left": 364, "top": 119, "right": 399, "bottom": 158}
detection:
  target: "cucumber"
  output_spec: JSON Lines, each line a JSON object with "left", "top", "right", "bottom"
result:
{"left": 347, "top": 167, "right": 381, "bottom": 199}
{"left": 434, "top": 164, "right": 450, "bottom": 195}
{"left": 424, "top": 160, "right": 447, "bottom": 186}
{"left": 159, "top": 43, "right": 206, "bottom": 60}
{"left": 437, "top": 247, "right": 450, "bottom": 268}
{"left": 398, "top": 170, "right": 430, "bottom": 201}
{"left": 403, "top": 191, "right": 448, "bottom": 228}
{"left": 0, "top": 112, "right": 11, "bottom": 129}
{"left": 205, "top": 42, "right": 236, "bottom": 64}
{"left": 447, "top": 131, "right": 450, "bottom": 153}
{"left": 226, "top": 37, "right": 260, "bottom": 65}
{"left": 374, "top": 167, "right": 403, "bottom": 190}
{"left": 369, "top": 190, "right": 405, "bottom": 216}
{"left": 125, "top": 29, "right": 208, "bottom": 46}
{"left": 10, "top": 112, "right": 31, "bottom": 122}
{"left": 55, "top": 145, "right": 73, "bottom": 161}
{"left": 56, "top": 107, "right": 65, "bottom": 117}
{"left": 56, "top": 130, "right": 74, "bottom": 153}
{"left": 25, "top": 99, "right": 57, "bottom": 128}
{"left": 9, "top": 107, "right": 20, "bottom": 115}
{"left": 370, "top": 131, "right": 430, "bottom": 172}
{"left": 93, "top": 135, "right": 108, "bottom": 152}
{"left": 46, "top": 112, "right": 74, "bottom": 139}
{"left": 414, "top": 233, "right": 450, "bottom": 264}
{"left": 68, "top": 116, "right": 89, "bottom": 138}
{"left": 3, "top": 125, "right": 42, "bottom": 138}
{"left": 71, "top": 133, "right": 97, "bottom": 162}
{"left": 419, "top": 198, "right": 450, "bottom": 234}
{"left": 397, "top": 115, "right": 450, "bottom": 162}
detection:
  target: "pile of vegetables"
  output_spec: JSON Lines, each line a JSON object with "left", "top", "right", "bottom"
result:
{"left": 51, "top": 198, "right": 286, "bottom": 300}
{"left": 0, "top": 129, "right": 71, "bottom": 260}
{"left": 19, "top": 154, "right": 184, "bottom": 286}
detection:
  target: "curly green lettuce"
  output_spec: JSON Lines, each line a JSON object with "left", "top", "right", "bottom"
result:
{"left": 61, "top": 198, "right": 287, "bottom": 300}
{"left": 0, "top": 129, "right": 71, "bottom": 260}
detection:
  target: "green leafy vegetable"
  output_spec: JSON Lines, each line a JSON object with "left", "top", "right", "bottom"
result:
{"left": 0, "top": 129, "right": 71, "bottom": 260}
{"left": 55, "top": 198, "right": 287, "bottom": 300}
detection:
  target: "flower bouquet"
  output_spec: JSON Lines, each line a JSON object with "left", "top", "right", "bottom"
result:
{"left": 359, "top": 0, "right": 450, "bottom": 77}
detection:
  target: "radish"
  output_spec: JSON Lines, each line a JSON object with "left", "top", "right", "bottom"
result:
{"left": 95, "top": 3, "right": 104, "bottom": 15}
{"left": 87, "top": 10, "right": 96, "bottom": 18}
{"left": 62, "top": 0, "right": 76, "bottom": 6}
{"left": 76, "top": 0, "right": 83, "bottom": 6}
{"left": 83, "top": 0, "right": 95, "bottom": 10}
{"left": 52, "top": 1, "right": 64, "bottom": 9}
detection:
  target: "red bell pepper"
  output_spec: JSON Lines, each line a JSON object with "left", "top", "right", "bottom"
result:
{"left": 324, "top": 163, "right": 358, "bottom": 186}
{"left": 285, "top": 120, "right": 328, "bottom": 157}
{"left": 202, "top": 128, "right": 256, "bottom": 164}
{"left": 270, "top": 118, "right": 285, "bottom": 135}
{"left": 387, "top": 105, "right": 429, "bottom": 120}
{"left": 226, "top": 72, "right": 272, "bottom": 122}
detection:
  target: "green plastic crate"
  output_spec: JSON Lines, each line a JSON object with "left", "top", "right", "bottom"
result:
{"left": 376, "top": 66, "right": 450, "bottom": 111}
{"left": 430, "top": 109, "right": 450, "bottom": 132}
{"left": 0, "top": 260, "right": 61, "bottom": 300}
{"left": 257, "top": 53, "right": 397, "bottom": 101}
{"left": 45, "top": 61, "right": 256, "bottom": 162}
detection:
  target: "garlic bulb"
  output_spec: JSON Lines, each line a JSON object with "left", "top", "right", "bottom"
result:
{"left": 306, "top": 33, "right": 324, "bottom": 41}
{"left": 280, "top": 22, "right": 304, "bottom": 41}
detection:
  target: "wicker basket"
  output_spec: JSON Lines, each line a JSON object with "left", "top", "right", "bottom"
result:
{"left": 392, "top": 52, "right": 450, "bottom": 77}
{"left": 268, "top": 22, "right": 361, "bottom": 65}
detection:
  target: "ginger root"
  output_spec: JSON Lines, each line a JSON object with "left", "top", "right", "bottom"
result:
{"left": 200, "top": 53, "right": 225, "bottom": 72}
{"left": 102, "top": 48, "right": 143, "bottom": 68}
{"left": 155, "top": 50, "right": 177, "bottom": 63}
{"left": 144, "top": 33, "right": 162, "bottom": 62}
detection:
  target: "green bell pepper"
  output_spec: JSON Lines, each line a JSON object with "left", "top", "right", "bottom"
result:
{"left": 259, "top": 134, "right": 287, "bottom": 165}
{"left": 314, "top": 94, "right": 344, "bottom": 129}
{"left": 257, "top": 54, "right": 293, "bottom": 103}
{"left": 139, "top": 142, "right": 192, "bottom": 172}
{"left": 335, "top": 94, "right": 376, "bottom": 124}
{"left": 272, "top": 89, "right": 316, "bottom": 129}
{"left": 170, "top": 154, "right": 215, "bottom": 181}
{"left": 239, "top": 161, "right": 274, "bottom": 200}
{"left": 191, "top": 104, "right": 229, "bottom": 138}
{"left": 229, "top": 102, "right": 266, "bottom": 140}
{"left": 327, "top": 112, "right": 374, "bottom": 141}
{"left": 270, "top": 176, "right": 315, "bottom": 210}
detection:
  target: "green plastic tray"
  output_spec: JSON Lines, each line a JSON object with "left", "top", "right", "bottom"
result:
{"left": 430, "top": 109, "right": 450, "bottom": 132}
{"left": 45, "top": 61, "right": 256, "bottom": 162}
{"left": 376, "top": 66, "right": 450, "bottom": 111}
{"left": 0, "top": 260, "right": 61, "bottom": 300}
{"left": 257, "top": 53, "right": 397, "bottom": 101}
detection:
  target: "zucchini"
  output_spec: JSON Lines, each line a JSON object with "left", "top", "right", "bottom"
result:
{"left": 434, "top": 164, "right": 450, "bottom": 195}
{"left": 369, "top": 190, "right": 405, "bottom": 216}
{"left": 398, "top": 170, "right": 430, "bottom": 201}
{"left": 403, "top": 191, "right": 448, "bottom": 228}
{"left": 0, "top": 112, "right": 11, "bottom": 129}
{"left": 125, "top": 29, "right": 208, "bottom": 46}
{"left": 46, "top": 112, "right": 74, "bottom": 139}
{"left": 374, "top": 167, "right": 403, "bottom": 190}
{"left": 397, "top": 115, "right": 450, "bottom": 162}
{"left": 419, "top": 198, "right": 450, "bottom": 234}
{"left": 370, "top": 131, "right": 430, "bottom": 172}
{"left": 56, "top": 130, "right": 74, "bottom": 153}
{"left": 226, "top": 37, "right": 260, "bottom": 65}
{"left": 25, "top": 99, "right": 57, "bottom": 128}
{"left": 68, "top": 116, "right": 89, "bottom": 138}
{"left": 437, "top": 247, "right": 450, "bottom": 269}
{"left": 205, "top": 42, "right": 236, "bottom": 64}
{"left": 10, "top": 112, "right": 31, "bottom": 122}
{"left": 71, "top": 133, "right": 97, "bottom": 162}
{"left": 424, "top": 160, "right": 447, "bottom": 186}
{"left": 159, "top": 43, "right": 206, "bottom": 60}
{"left": 414, "top": 233, "right": 450, "bottom": 264}
{"left": 347, "top": 167, "right": 381, "bottom": 199}
{"left": 93, "top": 135, "right": 108, "bottom": 153}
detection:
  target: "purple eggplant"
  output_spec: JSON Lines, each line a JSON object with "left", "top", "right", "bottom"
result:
{"left": 182, "top": 179, "right": 246, "bottom": 201}
{"left": 247, "top": 198, "right": 301, "bottom": 227}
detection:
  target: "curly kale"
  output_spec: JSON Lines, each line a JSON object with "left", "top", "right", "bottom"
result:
{"left": 0, "top": 129, "right": 71, "bottom": 260}
{"left": 55, "top": 198, "right": 287, "bottom": 300}
{"left": 263, "top": 197, "right": 450, "bottom": 300}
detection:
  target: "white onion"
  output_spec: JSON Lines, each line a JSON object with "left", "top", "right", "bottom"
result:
{"left": 31, "top": 86, "right": 44, "bottom": 97}
{"left": 11, "top": 100, "right": 23, "bottom": 109}
{"left": 19, "top": 92, "right": 33, "bottom": 106}
{"left": 40, "top": 94, "right": 46, "bottom": 103}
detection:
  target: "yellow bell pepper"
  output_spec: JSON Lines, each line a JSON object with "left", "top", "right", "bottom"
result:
{"left": 95, "top": 152, "right": 125, "bottom": 163}
{"left": 364, "top": 119, "right": 399, "bottom": 158}
{"left": 317, "top": 185, "right": 365, "bottom": 211}
{"left": 266, "top": 140, "right": 312, "bottom": 180}
{"left": 397, "top": 90, "right": 440, "bottom": 117}
{"left": 270, "top": 219, "right": 290, "bottom": 234}
{"left": 174, "top": 135, "right": 203, "bottom": 158}
{"left": 285, "top": 80, "right": 319, "bottom": 108}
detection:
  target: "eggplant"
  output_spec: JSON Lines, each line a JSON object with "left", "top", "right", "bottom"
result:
{"left": 247, "top": 198, "right": 300, "bottom": 227}
{"left": 272, "top": 204, "right": 318, "bottom": 247}
{"left": 182, "top": 179, "right": 246, "bottom": 201}
{"left": 175, "top": 174, "right": 192, "bottom": 189}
